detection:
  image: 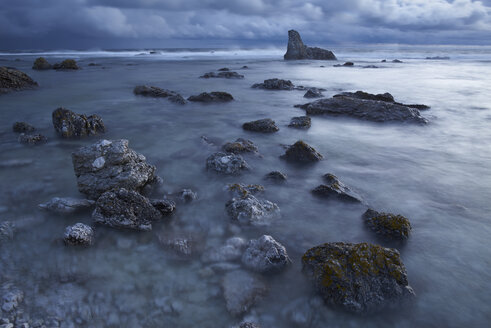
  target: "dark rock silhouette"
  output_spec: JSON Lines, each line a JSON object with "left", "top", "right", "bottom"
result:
{"left": 284, "top": 30, "right": 336, "bottom": 60}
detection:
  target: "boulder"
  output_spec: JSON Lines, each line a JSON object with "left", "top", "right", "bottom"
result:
{"left": 243, "top": 118, "right": 279, "bottom": 133}
{"left": 133, "top": 85, "right": 186, "bottom": 104}
{"left": 18, "top": 133, "right": 47, "bottom": 145}
{"left": 0, "top": 67, "right": 38, "bottom": 94}
{"left": 39, "top": 197, "right": 95, "bottom": 213}
{"left": 222, "top": 138, "right": 258, "bottom": 154}
{"left": 52, "top": 107, "right": 105, "bottom": 138}
{"left": 188, "top": 91, "right": 234, "bottom": 103}
{"left": 226, "top": 194, "right": 280, "bottom": 225}
{"left": 296, "top": 96, "right": 428, "bottom": 124}
{"left": 334, "top": 91, "right": 430, "bottom": 110}
{"left": 251, "top": 78, "right": 294, "bottom": 90}
{"left": 150, "top": 199, "right": 176, "bottom": 215}
{"left": 32, "top": 57, "right": 52, "bottom": 70}
{"left": 362, "top": 209, "right": 412, "bottom": 240}
{"left": 63, "top": 223, "right": 94, "bottom": 246}
{"left": 206, "top": 152, "right": 249, "bottom": 175}
{"left": 242, "top": 235, "right": 291, "bottom": 273}
{"left": 281, "top": 141, "right": 323, "bottom": 163}
{"left": 201, "top": 237, "right": 247, "bottom": 263}
{"left": 200, "top": 71, "right": 244, "bottom": 79}
{"left": 302, "top": 242, "right": 415, "bottom": 313}
{"left": 264, "top": 171, "right": 287, "bottom": 182}
{"left": 92, "top": 188, "right": 162, "bottom": 231}
{"left": 71, "top": 139, "right": 157, "bottom": 199}
{"left": 304, "top": 88, "right": 323, "bottom": 98}
{"left": 284, "top": 30, "right": 337, "bottom": 60}
{"left": 288, "top": 116, "right": 311, "bottom": 129}
{"left": 12, "top": 122, "right": 35, "bottom": 133}
{"left": 311, "top": 174, "right": 362, "bottom": 203}
{"left": 52, "top": 59, "right": 79, "bottom": 70}
{"left": 222, "top": 270, "right": 268, "bottom": 316}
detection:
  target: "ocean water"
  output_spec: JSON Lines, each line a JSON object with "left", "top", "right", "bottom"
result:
{"left": 1, "top": 45, "right": 491, "bottom": 327}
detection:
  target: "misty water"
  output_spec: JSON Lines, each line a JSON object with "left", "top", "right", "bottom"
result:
{"left": 1, "top": 46, "right": 491, "bottom": 327}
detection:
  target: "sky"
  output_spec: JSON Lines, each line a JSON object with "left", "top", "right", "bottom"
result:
{"left": 0, "top": 0, "right": 490, "bottom": 50}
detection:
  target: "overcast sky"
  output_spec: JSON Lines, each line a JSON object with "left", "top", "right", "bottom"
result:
{"left": 0, "top": 0, "right": 490, "bottom": 50}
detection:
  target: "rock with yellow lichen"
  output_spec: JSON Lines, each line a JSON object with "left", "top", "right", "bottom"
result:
{"left": 362, "top": 209, "right": 412, "bottom": 240}
{"left": 302, "top": 242, "right": 415, "bottom": 313}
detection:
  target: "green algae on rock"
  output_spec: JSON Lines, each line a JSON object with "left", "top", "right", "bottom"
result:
{"left": 362, "top": 209, "right": 412, "bottom": 240}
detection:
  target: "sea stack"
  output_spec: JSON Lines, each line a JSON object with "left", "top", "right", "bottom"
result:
{"left": 284, "top": 30, "right": 337, "bottom": 60}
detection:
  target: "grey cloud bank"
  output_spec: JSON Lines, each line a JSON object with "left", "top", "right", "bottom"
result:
{"left": 0, "top": 0, "right": 490, "bottom": 49}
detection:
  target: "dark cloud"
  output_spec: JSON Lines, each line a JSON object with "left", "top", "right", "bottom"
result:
{"left": 0, "top": 0, "right": 490, "bottom": 49}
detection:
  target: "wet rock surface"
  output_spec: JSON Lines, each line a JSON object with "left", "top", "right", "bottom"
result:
{"left": 52, "top": 107, "right": 106, "bottom": 138}
{"left": 188, "top": 91, "right": 234, "bottom": 102}
{"left": 0, "top": 67, "right": 38, "bottom": 94}
{"left": 12, "top": 122, "right": 35, "bottom": 133}
{"left": 93, "top": 188, "right": 162, "bottom": 231}
{"left": 52, "top": 59, "right": 79, "bottom": 70}
{"left": 226, "top": 194, "right": 280, "bottom": 225}
{"left": 284, "top": 30, "right": 337, "bottom": 60}
{"left": 304, "top": 88, "right": 323, "bottom": 98}
{"left": 150, "top": 198, "right": 176, "bottom": 215}
{"left": 222, "top": 138, "right": 258, "bottom": 154}
{"left": 32, "top": 57, "right": 52, "bottom": 70}
{"left": 63, "top": 223, "right": 94, "bottom": 246}
{"left": 288, "top": 116, "right": 311, "bottom": 129}
{"left": 362, "top": 209, "right": 412, "bottom": 240}
{"left": 251, "top": 78, "right": 294, "bottom": 90}
{"left": 264, "top": 171, "right": 287, "bottom": 182}
{"left": 39, "top": 197, "right": 95, "bottom": 213}
{"left": 241, "top": 235, "right": 291, "bottom": 273}
{"left": 222, "top": 270, "right": 268, "bottom": 316}
{"left": 312, "top": 174, "right": 362, "bottom": 203}
{"left": 281, "top": 141, "right": 323, "bottom": 163}
{"left": 72, "top": 139, "right": 157, "bottom": 199}
{"left": 243, "top": 118, "right": 279, "bottom": 133}
{"left": 302, "top": 242, "right": 415, "bottom": 314}
{"left": 133, "top": 85, "right": 187, "bottom": 104}
{"left": 334, "top": 91, "right": 430, "bottom": 110}
{"left": 226, "top": 183, "right": 264, "bottom": 198}
{"left": 18, "top": 133, "right": 47, "bottom": 145}
{"left": 206, "top": 152, "right": 249, "bottom": 175}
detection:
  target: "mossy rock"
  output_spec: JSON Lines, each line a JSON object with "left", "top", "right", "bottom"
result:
{"left": 222, "top": 138, "right": 258, "bottom": 154}
{"left": 32, "top": 57, "right": 52, "bottom": 70}
{"left": 362, "top": 209, "right": 411, "bottom": 240}
{"left": 53, "top": 59, "right": 79, "bottom": 70}
{"left": 302, "top": 242, "right": 415, "bottom": 313}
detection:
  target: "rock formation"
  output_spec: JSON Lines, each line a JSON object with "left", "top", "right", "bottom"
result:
{"left": 284, "top": 30, "right": 337, "bottom": 60}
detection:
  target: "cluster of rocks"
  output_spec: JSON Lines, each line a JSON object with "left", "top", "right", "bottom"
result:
{"left": 32, "top": 57, "right": 79, "bottom": 70}
{"left": 133, "top": 85, "right": 187, "bottom": 104}
{"left": 252, "top": 78, "right": 294, "bottom": 90}
{"left": 200, "top": 69, "right": 244, "bottom": 79}
{"left": 0, "top": 66, "right": 38, "bottom": 94}
{"left": 333, "top": 61, "right": 354, "bottom": 67}
{"left": 284, "top": 30, "right": 337, "bottom": 60}
{"left": 52, "top": 107, "right": 106, "bottom": 138}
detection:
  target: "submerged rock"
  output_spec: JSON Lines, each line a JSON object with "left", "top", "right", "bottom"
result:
{"left": 362, "top": 209, "right": 412, "bottom": 240}
{"left": 239, "top": 323, "right": 260, "bottom": 328}
{"left": 202, "top": 237, "right": 247, "bottom": 263}
{"left": 302, "top": 242, "right": 415, "bottom": 314}
{"left": 200, "top": 71, "right": 244, "bottom": 79}
{"left": 133, "top": 85, "right": 186, "bottom": 104}
{"left": 242, "top": 235, "right": 291, "bottom": 273}
{"left": 72, "top": 139, "right": 157, "bottom": 199}
{"left": 288, "top": 116, "right": 311, "bottom": 129}
{"left": 64, "top": 223, "right": 94, "bottom": 246}
{"left": 392, "top": 59, "right": 403, "bottom": 63}
{"left": 150, "top": 198, "right": 176, "bottom": 215}
{"left": 39, "top": 197, "right": 95, "bottom": 213}
{"left": 18, "top": 133, "right": 47, "bottom": 145}
{"left": 311, "top": 174, "right": 362, "bottom": 203}
{"left": 281, "top": 141, "right": 323, "bottom": 163}
{"left": 0, "top": 221, "right": 15, "bottom": 243}
{"left": 188, "top": 91, "right": 234, "bottom": 103}
{"left": 284, "top": 30, "right": 337, "bottom": 60}
{"left": 227, "top": 183, "right": 264, "bottom": 198}
{"left": 218, "top": 67, "right": 230, "bottom": 71}
{"left": 251, "top": 78, "right": 294, "bottom": 90}
{"left": 222, "top": 270, "right": 268, "bottom": 316}
{"left": 334, "top": 91, "right": 430, "bottom": 110}
{"left": 222, "top": 138, "right": 258, "bottom": 154}
{"left": 206, "top": 152, "right": 249, "bottom": 175}
{"left": 0, "top": 66, "right": 38, "bottom": 94}
{"left": 93, "top": 188, "right": 162, "bottom": 231}
{"left": 32, "top": 57, "right": 52, "bottom": 70}
{"left": 177, "top": 189, "right": 198, "bottom": 202}
{"left": 243, "top": 118, "right": 279, "bottom": 133}
{"left": 159, "top": 233, "right": 194, "bottom": 257}
{"left": 304, "top": 88, "right": 323, "bottom": 98}
{"left": 226, "top": 194, "right": 280, "bottom": 225}
{"left": 1, "top": 284, "right": 24, "bottom": 313}
{"left": 333, "top": 61, "right": 354, "bottom": 67}
{"left": 52, "top": 107, "right": 105, "bottom": 138}
{"left": 264, "top": 171, "right": 287, "bottom": 182}
{"left": 12, "top": 122, "right": 35, "bottom": 133}
{"left": 53, "top": 59, "right": 79, "bottom": 70}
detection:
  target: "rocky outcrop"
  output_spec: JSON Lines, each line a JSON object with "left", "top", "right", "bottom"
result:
{"left": 243, "top": 118, "right": 279, "bottom": 133}
{"left": 302, "top": 242, "right": 415, "bottom": 313}
{"left": 281, "top": 141, "right": 323, "bottom": 163}
{"left": 52, "top": 107, "right": 105, "bottom": 138}
{"left": 63, "top": 223, "right": 94, "bottom": 246}
{"left": 188, "top": 91, "right": 234, "bottom": 103}
{"left": 12, "top": 122, "right": 35, "bottom": 133}
{"left": 200, "top": 71, "right": 244, "bottom": 79}
{"left": 296, "top": 95, "right": 428, "bottom": 124}
{"left": 304, "top": 88, "right": 323, "bottom": 98}
{"left": 311, "top": 174, "right": 362, "bottom": 203}
{"left": 284, "top": 30, "right": 337, "bottom": 60}
{"left": 53, "top": 59, "right": 79, "bottom": 70}
{"left": 0, "top": 67, "right": 38, "bottom": 94}
{"left": 93, "top": 188, "right": 162, "bottom": 231}
{"left": 222, "top": 270, "right": 268, "bottom": 316}
{"left": 18, "top": 133, "right": 47, "bottom": 145}
{"left": 206, "top": 152, "right": 249, "bottom": 175}
{"left": 133, "top": 85, "right": 186, "bottom": 104}
{"left": 32, "top": 57, "right": 52, "bottom": 70}
{"left": 333, "top": 91, "right": 430, "bottom": 110}
{"left": 288, "top": 116, "right": 311, "bottom": 129}
{"left": 222, "top": 138, "right": 258, "bottom": 154}
{"left": 264, "top": 171, "right": 287, "bottom": 182}
{"left": 242, "top": 235, "right": 291, "bottom": 273}
{"left": 226, "top": 194, "right": 280, "bottom": 225}
{"left": 251, "top": 78, "right": 294, "bottom": 90}
{"left": 39, "top": 197, "right": 95, "bottom": 213}
{"left": 362, "top": 209, "right": 412, "bottom": 240}
{"left": 72, "top": 139, "right": 157, "bottom": 199}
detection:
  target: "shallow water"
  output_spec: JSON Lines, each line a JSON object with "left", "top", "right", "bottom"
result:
{"left": 1, "top": 46, "right": 491, "bottom": 327}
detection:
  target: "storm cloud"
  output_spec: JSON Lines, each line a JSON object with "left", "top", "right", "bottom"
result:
{"left": 0, "top": 0, "right": 490, "bottom": 49}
